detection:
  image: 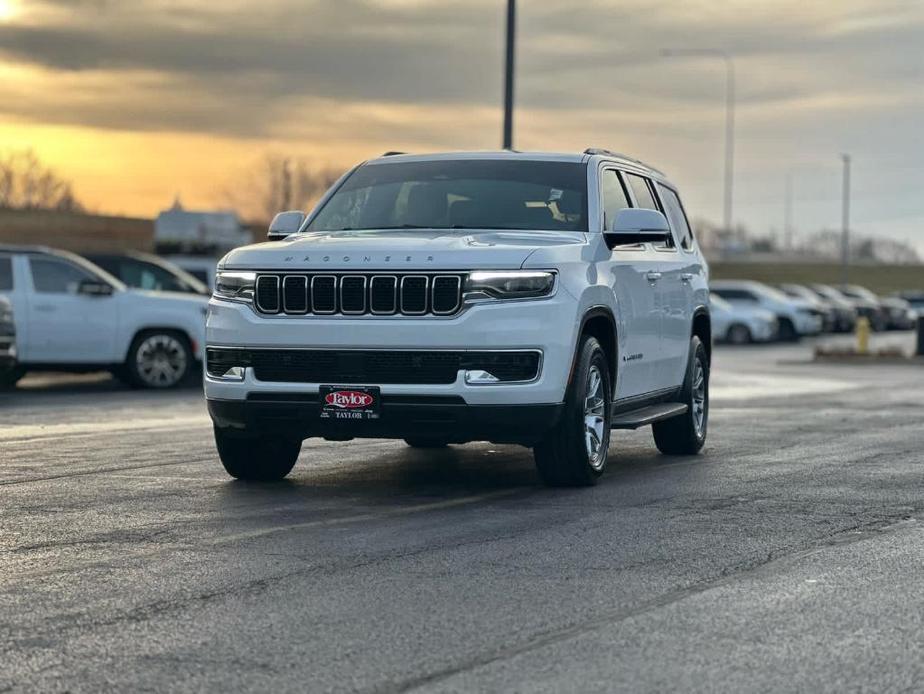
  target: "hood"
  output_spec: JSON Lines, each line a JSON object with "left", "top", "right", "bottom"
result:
{"left": 220, "top": 229, "right": 587, "bottom": 271}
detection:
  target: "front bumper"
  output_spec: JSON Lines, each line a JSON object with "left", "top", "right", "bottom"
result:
{"left": 204, "top": 293, "right": 577, "bottom": 406}
{"left": 208, "top": 395, "right": 564, "bottom": 445}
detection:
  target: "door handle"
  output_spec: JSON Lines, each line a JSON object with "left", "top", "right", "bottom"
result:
{"left": 34, "top": 304, "right": 57, "bottom": 312}
{"left": 680, "top": 273, "right": 694, "bottom": 282}
{"left": 646, "top": 271, "right": 662, "bottom": 282}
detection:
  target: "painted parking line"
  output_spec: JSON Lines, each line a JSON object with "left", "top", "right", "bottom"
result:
{"left": 710, "top": 373, "right": 858, "bottom": 401}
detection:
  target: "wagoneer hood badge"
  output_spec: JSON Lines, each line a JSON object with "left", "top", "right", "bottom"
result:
{"left": 222, "top": 229, "right": 586, "bottom": 271}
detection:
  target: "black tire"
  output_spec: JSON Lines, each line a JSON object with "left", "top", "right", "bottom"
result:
{"left": 0, "top": 365, "right": 25, "bottom": 390}
{"left": 778, "top": 318, "right": 799, "bottom": 342}
{"left": 653, "top": 335, "right": 708, "bottom": 455}
{"left": 533, "top": 335, "right": 612, "bottom": 487}
{"left": 214, "top": 426, "right": 301, "bottom": 481}
{"left": 125, "top": 329, "right": 193, "bottom": 389}
{"left": 404, "top": 438, "right": 449, "bottom": 448}
{"left": 726, "top": 323, "right": 752, "bottom": 345}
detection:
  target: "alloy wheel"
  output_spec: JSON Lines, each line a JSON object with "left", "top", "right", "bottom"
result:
{"left": 136, "top": 334, "right": 187, "bottom": 387}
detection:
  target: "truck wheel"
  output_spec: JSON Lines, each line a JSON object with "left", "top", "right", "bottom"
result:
{"left": 404, "top": 438, "right": 449, "bottom": 448}
{"left": 534, "top": 335, "right": 611, "bottom": 487}
{"left": 125, "top": 330, "right": 193, "bottom": 389}
{"left": 653, "top": 335, "right": 708, "bottom": 455}
{"left": 0, "top": 366, "right": 25, "bottom": 390}
{"left": 213, "top": 426, "right": 301, "bottom": 481}
{"left": 726, "top": 323, "right": 752, "bottom": 345}
{"left": 778, "top": 318, "right": 798, "bottom": 342}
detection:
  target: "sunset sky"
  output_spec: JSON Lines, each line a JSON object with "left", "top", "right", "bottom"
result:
{"left": 1, "top": 0, "right": 922, "bottom": 248}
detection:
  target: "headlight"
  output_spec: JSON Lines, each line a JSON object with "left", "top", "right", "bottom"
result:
{"left": 214, "top": 271, "right": 256, "bottom": 302}
{"left": 464, "top": 271, "right": 555, "bottom": 300}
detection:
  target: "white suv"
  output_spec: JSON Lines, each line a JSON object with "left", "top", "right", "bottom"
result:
{"left": 206, "top": 150, "right": 712, "bottom": 486}
{"left": 0, "top": 245, "right": 207, "bottom": 388}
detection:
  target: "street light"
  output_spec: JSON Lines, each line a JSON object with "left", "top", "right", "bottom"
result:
{"left": 661, "top": 48, "right": 736, "bottom": 233}
{"left": 502, "top": 0, "right": 516, "bottom": 150}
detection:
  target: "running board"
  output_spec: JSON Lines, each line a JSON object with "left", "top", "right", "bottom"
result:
{"left": 610, "top": 403, "right": 688, "bottom": 430}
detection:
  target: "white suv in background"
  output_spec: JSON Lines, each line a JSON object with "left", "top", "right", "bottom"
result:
{"left": 0, "top": 245, "right": 207, "bottom": 388}
{"left": 206, "top": 150, "right": 712, "bottom": 486}
{"left": 711, "top": 280, "right": 823, "bottom": 341}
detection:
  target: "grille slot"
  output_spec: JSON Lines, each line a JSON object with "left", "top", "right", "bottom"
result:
{"left": 400, "top": 276, "right": 428, "bottom": 314}
{"left": 255, "top": 275, "right": 280, "bottom": 313}
{"left": 340, "top": 276, "right": 367, "bottom": 314}
{"left": 252, "top": 273, "right": 462, "bottom": 316}
{"left": 432, "top": 276, "right": 461, "bottom": 314}
{"left": 282, "top": 275, "right": 308, "bottom": 314}
{"left": 311, "top": 276, "right": 337, "bottom": 314}
{"left": 370, "top": 276, "right": 397, "bottom": 314}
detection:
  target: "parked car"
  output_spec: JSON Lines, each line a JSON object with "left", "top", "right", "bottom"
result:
{"left": 0, "top": 294, "right": 17, "bottom": 385}
{"left": 710, "top": 280, "right": 823, "bottom": 341}
{"left": 206, "top": 148, "right": 712, "bottom": 485}
{"left": 778, "top": 283, "right": 855, "bottom": 333}
{"left": 892, "top": 291, "right": 924, "bottom": 314}
{"left": 0, "top": 244, "right": 207, "bottom": 389}
{"left": 84, "top": 251, "right": 209, "bottom": 295}
{"left": 878, "top": 296, "right": 917, "bottom": 330}
{"left": 834, "top": 284, "right": 889, "bottom": 331}
{"left": 164, "top": 255, "right": 220, "bottom": 290}
{"left": 710, "top": 293, "right": 777, "bottom": 344}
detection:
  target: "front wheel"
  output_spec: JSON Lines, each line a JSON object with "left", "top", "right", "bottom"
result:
{"left": 653, "top": 335, "right": 708, "bottom": 455}
{"left": 726, "top": 323, "right": 752, "bottom": 345}
{"left": 125, "top": 330, "right": 193, "bottom": 389}
{"left": 214, "top": 426, "right": 301, "bottom": 481}
{"left": 533, "top": 335, "right": 612, "bottom": 487}
{"left": 0, "top": 365, "right": 25, "bottom": 390}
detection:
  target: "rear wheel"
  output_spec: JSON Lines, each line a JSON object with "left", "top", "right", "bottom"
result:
{"left": 214, "top": 426, "right": 301, "bottom": 481}
{"left": 726, "top": 323, "right": 752, "bottom": 345}
{"left": 778, "top": 318, "right": 798, "bottom": 342}
{"left": 533, "top": 335, "right": 611, "bottom": 487}
{"left": 125, "top": 330, "right": 193, "bottom": 389}
{"left": 653, "top": 336, "right": 708, "bottom": 455}
{"left": 0, "top": 365, "right": 25, "bottom": 390}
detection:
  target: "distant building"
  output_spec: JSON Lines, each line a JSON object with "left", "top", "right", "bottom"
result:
{"left": 154, "top": 198, "right": 251, "bottom": 254}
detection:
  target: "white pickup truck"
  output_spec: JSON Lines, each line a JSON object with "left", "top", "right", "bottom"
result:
{"left": 0, "top": 245, "right": 207, "bottom": 388}
{"left": 205, "top": 150, "right": 712, "bottom": 486}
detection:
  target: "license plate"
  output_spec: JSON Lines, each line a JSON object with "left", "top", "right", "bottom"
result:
{"left": 319, "top": 385, "right": 380, "bottom": 421}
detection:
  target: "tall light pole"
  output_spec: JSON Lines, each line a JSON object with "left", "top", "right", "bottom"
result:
{"left": 661, "top": 49, "right": 735, "bottom": 232}
{"left": 841, "top": 154, "right": 851, "bottom": 285}
{"left": 502, "top": 0, "right": 516, "bottom": 150}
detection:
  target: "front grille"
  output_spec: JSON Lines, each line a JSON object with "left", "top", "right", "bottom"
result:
{"left": 253, "top": 273, "right": 464, "bottom": 317}
{"left": 206, "top": 349, "right": 541, "bottom": 384}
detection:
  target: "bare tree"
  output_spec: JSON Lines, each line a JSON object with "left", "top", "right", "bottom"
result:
{"left": 0, "top": 149, "right": 84, "bottom": 212}
{"left": 220, "top": 153, "right": 342, "bottom": 224}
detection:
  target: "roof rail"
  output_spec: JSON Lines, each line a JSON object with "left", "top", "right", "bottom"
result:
{"left": 381, "top": 151, "right": 406, "bottom": 157}
{"left": 583, "top": 148, "right": 664, "bottom": 176}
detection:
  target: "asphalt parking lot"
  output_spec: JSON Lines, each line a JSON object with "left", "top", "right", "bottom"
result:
{"left": 2, "top": 334, "right": 923, "bottom": 693}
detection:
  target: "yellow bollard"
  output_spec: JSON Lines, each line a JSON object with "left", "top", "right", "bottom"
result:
{"left": 856, "top": 316, "right": 870, "bottom": 355}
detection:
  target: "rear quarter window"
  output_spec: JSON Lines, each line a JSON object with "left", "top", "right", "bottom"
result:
{"left": 0, "top": 256, "right": 12, "bottom": 291}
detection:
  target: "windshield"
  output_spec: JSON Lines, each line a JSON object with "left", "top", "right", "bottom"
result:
{"left": 307, "top": 159, "right": 588, "bottom": 232}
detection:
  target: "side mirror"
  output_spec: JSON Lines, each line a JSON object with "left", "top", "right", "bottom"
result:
{"left": 268, "top": 210, "right": 306, "bottom": 241}
{"left": 605, "top": 209, "right": 672, "bottom": 247}
{"left": 77, "top": 279, "right": 114, "bottom": 297}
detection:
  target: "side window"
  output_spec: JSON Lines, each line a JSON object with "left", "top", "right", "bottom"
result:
{"left": 0, "top": 256, "right": 12, "bottom": 291}
{"left": 657, "top": 184, "right": 695, "bottom": 250}
{"left": 29, "top": 257, "right": 95, "bottom": 294}
{"left": 123, "top": 260, "right": 185, "bottom": 292}
{"left": 600, "top": 169, "right": 630, "bottom": 231}
{"left": 625, "top": 174, "right": 657, "bottom": 210}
